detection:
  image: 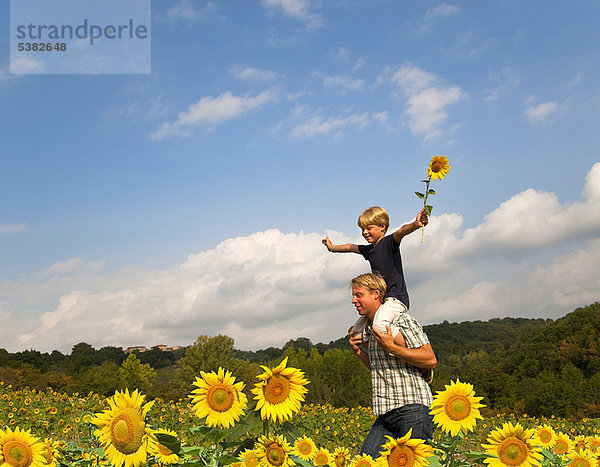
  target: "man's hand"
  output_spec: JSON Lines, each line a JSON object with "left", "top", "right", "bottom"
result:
{"left": 348, "top": 326, "right": 363, "bottom": 355}
{"left": 372, "top": 325, "right": 396, "bottom": 353}
{"left": 322, "top": 236, "right": 333, "bottom": 251}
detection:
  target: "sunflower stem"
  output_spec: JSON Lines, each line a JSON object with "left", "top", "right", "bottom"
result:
{"left": 422, "top": 177, "right": 431, "bottom": 243}
{"left": 263, "top": 419, "right": 270, "bottom": 437}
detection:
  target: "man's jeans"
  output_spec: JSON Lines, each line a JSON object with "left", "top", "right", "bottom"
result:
{"left": 359, "top": 404, "right": 434, "bottom": 458}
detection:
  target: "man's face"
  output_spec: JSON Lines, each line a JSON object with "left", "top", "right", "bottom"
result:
{"left": 361, "top": 224, "right": 386, "bottom": 244}
{"left": 351, "top": 284, "right": 381, "bottom": 321}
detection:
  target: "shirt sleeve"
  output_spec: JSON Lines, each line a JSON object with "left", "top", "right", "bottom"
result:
{"left": 395, "top": 314, "right": 430, "bottom": 348}
{"left": 357, "top": 244, "right": 370, "bottom": 260}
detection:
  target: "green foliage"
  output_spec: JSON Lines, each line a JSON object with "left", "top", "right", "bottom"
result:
{"left": 118, "top": 354, "right": 157, "bottom": 394}
{"left": 168, "top": 335, "right": 259, "bottom": 401}
{"left": 1, "top": 302, "right": 599, "bottom": 419}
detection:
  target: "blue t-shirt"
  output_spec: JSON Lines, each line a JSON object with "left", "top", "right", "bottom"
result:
{"left": 358, "top": 234, "right": 410, "bottom": 308}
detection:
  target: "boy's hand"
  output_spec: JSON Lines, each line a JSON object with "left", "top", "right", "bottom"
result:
{"left": 322, "top": 236, "right": 333, "bottom": 251}
{"left": 416, "top": 209, "right": 429, "bottom": 228}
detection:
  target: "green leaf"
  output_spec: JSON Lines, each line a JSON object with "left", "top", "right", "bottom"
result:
{"left": 427, "top": 189, "right": 436, "bottom": 195}
{"left": 415, "top": 192, "right": 425, "bottom": 199}
{"left": 216, "top": 454, "right": 240, "bottom": 465}
{"left": 425, "top": 455, "right": 443, "bottom": 467}
{"left": 424, "top": 205, "right": 433, "bottom": 215}
{"left": 421, "top": 179, "right": 430, "bottom": 183}
{"left": 156, "top": 432, "right": 182, "bottom": 456}
{"left": 291, "top": 456, "right": 315, "bottom": 467}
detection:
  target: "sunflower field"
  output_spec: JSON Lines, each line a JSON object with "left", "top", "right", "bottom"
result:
{"left": 1, "top": 360, "right": 600, "bottom": 467}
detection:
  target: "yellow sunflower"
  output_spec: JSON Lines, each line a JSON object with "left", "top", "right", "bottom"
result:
{"left": 533, "top": 425, "right": 556, "bottom": 449}
{"left": 314, "top": 448, "right": 332, "bottom": 467}
{"left": 254, "top": 435, "right": 293, "bottom": 467}
{"left": 566, "top": 449, "right": 597, "bottom": 467}
{"left": 376, "top": 431, "right": 433, "bottom": 467}
{"left": 332, "top": 448, "right": 351, "bottom": 467}
{"left": 293, "top": 436, "right": 316, "bottom": 462}
{"left": 149, "top": 429, "right": 179, "bottom": 465}
{"left": 483, "top": 422, "right": 543, "bottom": 467}
{"left": 426, "top": 155, "right": 451, "bottom": 181}
{"left": 588, "top": 436, "right": 600, "bottom": 453}
{"left": 251, "top": 358, "right": 309, "bottom": 423}
{"left": 189, "top": 367, "right": 248, "bottom": 429}
{"left": 349, "top": 454, "right": 376, "bottom": 467}
{"left": 92, "top": 388, "right": 158, "bottom": 467}
{"left": 40, "top": 438, "right": 63, "bottom": 467}
{"left": 554, "top": 433, "right": 573, "bottom": 456}
{"left": 239, "top": 449, "right": 260, "bottom": 467}
{"left": 430, "top": 379, "right": 485, "bottom": 436}
{"left": 574, "top": 436, "right": 590, "bottom": 453}
{"left": 0, "top": 427, "right": 45, "bottom": 467}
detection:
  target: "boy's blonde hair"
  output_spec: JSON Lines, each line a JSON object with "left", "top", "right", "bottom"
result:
{"left": 357, "top": 206, "right": 389, "bottom": 231}
{"left": 350, "top": 273, "right": 387, "bottom": 303}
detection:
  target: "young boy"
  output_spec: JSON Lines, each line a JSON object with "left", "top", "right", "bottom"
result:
{"left": 323, "top": 206, "right": 432, "bottom": 381}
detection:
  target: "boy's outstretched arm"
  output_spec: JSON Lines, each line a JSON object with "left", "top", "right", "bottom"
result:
{"left": 322, "top": 236, "right": 360, "bottom": 253}
{"left": 392, "top": 208, "right": 429, "bottom": 243}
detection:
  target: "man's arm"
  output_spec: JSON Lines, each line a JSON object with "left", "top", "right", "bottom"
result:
{"left": 372, "top": 326, "right": 437, "bottom": 369}
{"left": 392, "top": 209, "right": 429, "bottom": 243}
{"left": 348, "top": 327, "right": 371, "bottom": 369}
{"left": 322, "top": 236, "right": 360, "bottom": 253}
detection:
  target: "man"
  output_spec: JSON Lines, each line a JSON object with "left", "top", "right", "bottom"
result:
{"left": 348, "top": 273, "right": 437, "bottom": 457}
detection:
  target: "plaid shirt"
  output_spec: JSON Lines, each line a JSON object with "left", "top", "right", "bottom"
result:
{"left": 366, "top": 311, "right": 433, "bottom": 416}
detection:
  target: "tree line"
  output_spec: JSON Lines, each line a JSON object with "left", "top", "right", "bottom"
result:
{"left": 1, "top": 302, "right": 598, "bottom": 419}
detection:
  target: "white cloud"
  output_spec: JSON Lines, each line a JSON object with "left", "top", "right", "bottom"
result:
{"left": 426, "top": 4, "right": 461, "bottom": 18}
{"left": 166, "top": 1, "right": 219, "bottom": 21}
{"left": 319, "top": 73, "right": 365, "bottom": 93}
{"left": 10, "top": 56, "right": 44, "bottom": 74}
{"left": 290, "top": 109, "right": 388, "bottom": 138}
{"left": 3, "top": 164, "right": 600, "bottom": 354}
{"left": 382, "top": 63, "right": 465, "bottom": 140}
{"left": 151, "top": 89, "right": 277, "bottom": 140}
{"left": 262, "top": 0, "right": 323, "bottom": 28}
{"left": 524, "top": 100, "right": 558, "bottom": 125}
{"left": 0, "top": 224, "right": 25, "bottom": 234}
{"left": 231, "top": 66, "right": 278, "bottom": 82}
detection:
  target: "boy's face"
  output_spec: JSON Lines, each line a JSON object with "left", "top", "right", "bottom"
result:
{"left": 361, "top": 224, "right": 386, "bottom": 244}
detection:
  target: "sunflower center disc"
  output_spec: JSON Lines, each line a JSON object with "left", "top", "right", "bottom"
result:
{"left": 389, "top": 446, "right": 414, "bottom": 467}
{"left": 264, "top": 375, "right": 291, "bottom": 404}
{"left": 207, "top": 385, "right": 235, "bottom": 412}
{"left": 539, "top": 431, "right": 551, "bottom": 443}
{"left": 554, "top": 441, "right": 568, "bottom": 454}
{"left": 266, "top": 445, "right": 285, "bottom": 466}
{"left": 432, "top": 162, "right": 441, "bottom": 173}
{"left": 571, "top": 459, "right": 589, "bottom": 467}
{"left": 5, "top": 441, "right": 33, "bottom": 467}
{"left": 315, "top": 453, "right": 328, "bottom": 466}
{"left": 445, "top": 395, "right": 470, "bottom": 421}
{"left": 43, "top": 445, "right": 53, "bottom": 464}
{"left": 110, "top": 411, "right": 144, "bottom": 455}
{"left": 498, "top": 438, "right": 527, "bottom": 466}
{"left": 299, "top": 443, "right": 311, "bottom": 455}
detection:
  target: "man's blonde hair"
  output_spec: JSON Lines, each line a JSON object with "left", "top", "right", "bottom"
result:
{"left": 357, "top": 206, "right": 389, "bottom": 231}
{"left": 350, "top": 273, "right": 387, "bottom": 303}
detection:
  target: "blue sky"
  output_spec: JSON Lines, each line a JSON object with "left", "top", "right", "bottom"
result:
{"left": 1, "top": 0, "right": 599, "bottom": 353}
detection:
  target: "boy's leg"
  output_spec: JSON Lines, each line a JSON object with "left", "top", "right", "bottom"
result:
{"left": 351, "top": 315, "right": 369, "bottom": 340}
{"left": 372, "top": 299, "right": 407, "bottom": 338}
